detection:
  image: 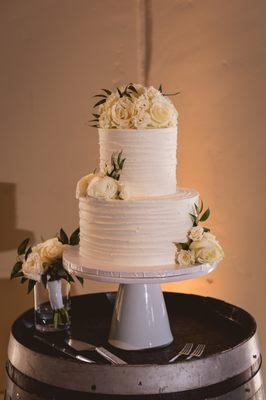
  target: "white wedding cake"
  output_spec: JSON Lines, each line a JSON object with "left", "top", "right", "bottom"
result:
{"left": 75, "top": 84, "right": 224, "bottom": 269}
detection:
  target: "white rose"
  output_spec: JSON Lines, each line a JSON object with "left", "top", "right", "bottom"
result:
{"left": 188, "top": 226, "right": 204, "bottom": 241}
{"left": 99, "top": 111, "right": 112, "bottom": 129}
{"left": 76, "top": 173, "right": 95, "bottom": 198}
{"left": 110, "top": 97, "right": 133, "bottom": 129}
{"left": 118, "top": 183, "right": 129, "bottom": 200}
{"left": 132, "top": 110, "right": 151, "bottom": 129}
{"left": 32, "top": 238, "right": 64, "bottom": 264}
{"left": 87, "top": 176, "right": 118, "bottom": 199}
{"left": 176, "top": 249, "right": 195, "bottom": 266}
{"left": 190, "top": 238, "right": 224, "bottom": 264}
{"left": 22, "top": 252, "right": 43, "bottom": 281}
{"left": 203, "top": 232, "right": 219, "bottom": 243}
{"left": 133, "top": 95, "right": 150, "bottom": 112}
{"left": 145, "top": 86, "right": 161, "bottom": 99}
{"left": 150, "top": 98, "right": 177, "bottom": 128}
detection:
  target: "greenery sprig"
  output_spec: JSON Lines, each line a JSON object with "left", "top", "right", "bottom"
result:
{"left": 174, "top": 200, "right": 211, "bottom": 251}
{"left": 10, "top": 227, "right": 83, "bottom": 293}
{"left": 106, "top": 151, "right": 126, "bottom": 181}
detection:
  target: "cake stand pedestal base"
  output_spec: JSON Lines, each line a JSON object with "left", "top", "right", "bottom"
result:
{"left": 108, "top": 283, "right": 173, "bottom": 350}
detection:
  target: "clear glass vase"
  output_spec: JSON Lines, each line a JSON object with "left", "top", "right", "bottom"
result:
{"left": 34, "top": 279, "right": 71, "bottom": 332}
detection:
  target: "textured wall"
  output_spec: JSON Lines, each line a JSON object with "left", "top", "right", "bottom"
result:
{"left": 0, "top": 0, "right": 266, "bottom": 392}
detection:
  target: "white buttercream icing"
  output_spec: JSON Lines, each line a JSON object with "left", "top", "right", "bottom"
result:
{"left": 99, "top": 128, "right": 177, "bottom": 197}
{"left": 79, "top": 188, "right": 199, "bottom": 268}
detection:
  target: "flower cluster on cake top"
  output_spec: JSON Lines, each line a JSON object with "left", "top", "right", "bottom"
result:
{"left": 90, "top": 84, "right": 179, "bottom": 130}
{"left": 175, "top": 202, "right": 224, "bottom": 266}
{"left": 76, "top": 151, "right": 128, "bottom": 200}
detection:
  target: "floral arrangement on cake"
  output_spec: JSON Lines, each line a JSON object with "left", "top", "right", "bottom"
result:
{"left": 10, "top": 228, "right": 82, "bottom": 327}
{"left": 76, "top": 151, "right": 128, "bottom": 200}
{"left": 90, "top": 83, "right": 179, "bottom": 129}
{"left": 175, "top": 202, "right": 224, "bottom": 266}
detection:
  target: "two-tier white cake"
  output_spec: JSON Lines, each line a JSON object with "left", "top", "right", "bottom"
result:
{"left": 76, "top": 84, "right": 199, "bottom": 268}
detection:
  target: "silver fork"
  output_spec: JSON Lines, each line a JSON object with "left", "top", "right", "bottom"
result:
{"left": 186, "top": 344, "right": 206, "bottom": 360}
{"left": 169, "top": 343, "right": 193, "bottom": 363}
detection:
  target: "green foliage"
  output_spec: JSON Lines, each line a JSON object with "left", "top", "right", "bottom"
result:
{"left": 59, "top": 228, "right": 69, "bottom": 245}
{"left": 17, "top": 238, "right": 30, "bottom": 256}
{"left": 10, "top": 261, "right": 23, "bottom": 279}
{"left": 27, "top": 279, "right": 36, "bottom": 294}
{"left": 70, "top": 228, "right": 80, "bottom": 246}
{"left": 106, "top": 151, "right": 126, "bottom": 181}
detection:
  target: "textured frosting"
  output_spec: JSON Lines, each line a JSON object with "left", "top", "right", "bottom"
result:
{"left": 79, "top": 188, "right": 199, "bottom": 268}
{"left": 99, "top": 128, "right": 177, "bottom": 198}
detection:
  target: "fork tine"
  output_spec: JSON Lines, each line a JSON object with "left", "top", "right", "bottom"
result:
{"left": 182, "top": 343, "right": 193, "bottom": 355}
{"left": 194, "top": 344, "right": 205, "bottom": 357}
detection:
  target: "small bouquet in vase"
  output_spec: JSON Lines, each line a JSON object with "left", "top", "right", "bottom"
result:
{"left": 10, "top": 228, "right": 83, "bottom": 332}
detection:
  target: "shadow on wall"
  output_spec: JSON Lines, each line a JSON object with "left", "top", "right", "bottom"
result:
{"left": 0, "top": 182, "right": 33, "bottom": 252}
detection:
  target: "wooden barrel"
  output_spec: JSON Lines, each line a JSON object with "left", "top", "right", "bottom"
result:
{"left": 6, "top": 292, "right": 265, "bottom": 399}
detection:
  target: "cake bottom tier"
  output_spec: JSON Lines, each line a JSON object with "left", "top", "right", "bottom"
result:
{"left": 79, "top": 188, "right": 199, "bottom": 268}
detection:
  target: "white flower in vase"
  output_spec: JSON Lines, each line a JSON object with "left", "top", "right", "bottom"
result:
{"left": 32, "top": 238, "right": 64, "bottom": 264}
{"left": 22, "top": 252, "right": 43, "bottom": 281}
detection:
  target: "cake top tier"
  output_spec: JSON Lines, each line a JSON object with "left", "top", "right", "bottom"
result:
{"left": 91, "top": 83, "right": 179, "bottom": 130}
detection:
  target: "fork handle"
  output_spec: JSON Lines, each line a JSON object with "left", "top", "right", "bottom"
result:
{"left": 186, "top": 354, "right": 194, "bottom": 360}
{"left": 169, "top": 353, "right": 182, "bottom": 363}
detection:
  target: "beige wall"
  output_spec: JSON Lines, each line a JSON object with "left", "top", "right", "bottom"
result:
{"left": 0, "top": 0, "right": 265, "bottom": 392}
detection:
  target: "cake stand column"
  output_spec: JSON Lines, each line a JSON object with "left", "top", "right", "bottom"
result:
{"left": 108, "top": 283, "right": 173, "bottom": 351}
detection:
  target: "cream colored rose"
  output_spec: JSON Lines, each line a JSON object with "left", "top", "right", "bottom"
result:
{"left": 133, "top": 95, "right": 150, "bottom": 112}
{"left": 99, "top": 111, "right": 112, "bottom": 129}
{"left": 132, "top": 110, "right": 151, "bottom": 129}
{"left": 150, "top": 98, "right": 177, "bottom": 128}
{"left": 32, "top": 238, "right": 64, "bottom": 264}
{"left": 176, "top": 249, "right": 195, "bottom": 266}
{"left": 110, "top": 97, "right": 133, "bottom": 129}
{"left": 188, "top": 226, "right": 204, "bottom": 241}
{"left": 203, "top": 232, "right": 219, "bottom": 243}
{"left": 87, "top": 176, "right": 118, "bottom": 199}
{"left": 22, "top": 252, "right": 43, "bottom": 281}
{"left": 118, "top": 183, "right": 129, "bottom": 200}
{"left": 76, "top": 173, "right": 95, "bottom": 198}
{"left": 190, "top": 238, "right": 224, "bottom": 264}
{"left": 145, "top": 86, "right": 161, "bottom": 99}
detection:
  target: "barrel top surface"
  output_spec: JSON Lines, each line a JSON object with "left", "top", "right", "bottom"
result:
{"left": 11, "top": 292, "right": 256, "bottom": 366}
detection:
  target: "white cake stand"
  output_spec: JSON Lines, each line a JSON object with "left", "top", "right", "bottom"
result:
{"left": 63, "top": 246, "right": 218, "bottom": 351}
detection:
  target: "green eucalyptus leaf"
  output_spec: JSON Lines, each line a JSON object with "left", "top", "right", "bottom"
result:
{"left": 59, "top": 228, "right": 69, "bottom": 245}
{"left": 158, "top": 84, "right": 163, "bottom": 93}
{"left": 200, "top": 208, "right": 210, "bottom": 222}
{"left": 203, "top": 227, "right": 210, "bottom": 232}
{"left": 128, "top": 84, "right": 138, "bottom": 94}
{"left": 70, "top": 227, "right": 80, "bottom": 246}
{"left": 90, "top": 125, "right": 98, "bottom": 128}
{"left": 163, "top": 91, "right": 180, "bottom": 97}
{"left": 17, "top": 238, "right": 30, "bottom": 256}
{"left": 20, "top": 277, "right": 28, "bottom": 284}
{"left": 92, "top": 113, "right": 100, "bottom": 118}
{"left": 93, "top": 94, "right": 107, "bottom": 98}
{"left": 117, "top": 87, "right": 122, "bottom": 97}
{"left": 93, "top": 98, "right": 106, "bottom": 108}
{"left": 101, "top": 88, "right": 112, "bottom": 95}
{"left": 199, "top": 200, "right": 204, "bottom": 214}
{"left": 25, "top": 246, "right": 32, "bottom": 260}
{"left": 180, "top": 243, "right": 190, "bottom": 251}
{"left": 10, "top": 261, "right": 23, "bottom": 279}
{"left": 27, "top": 279, "right": 36, "bottom": 294}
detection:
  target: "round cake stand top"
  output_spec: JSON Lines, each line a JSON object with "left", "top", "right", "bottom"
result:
{"left": 63, "top": 246, "right": 218, "bottom": 284}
